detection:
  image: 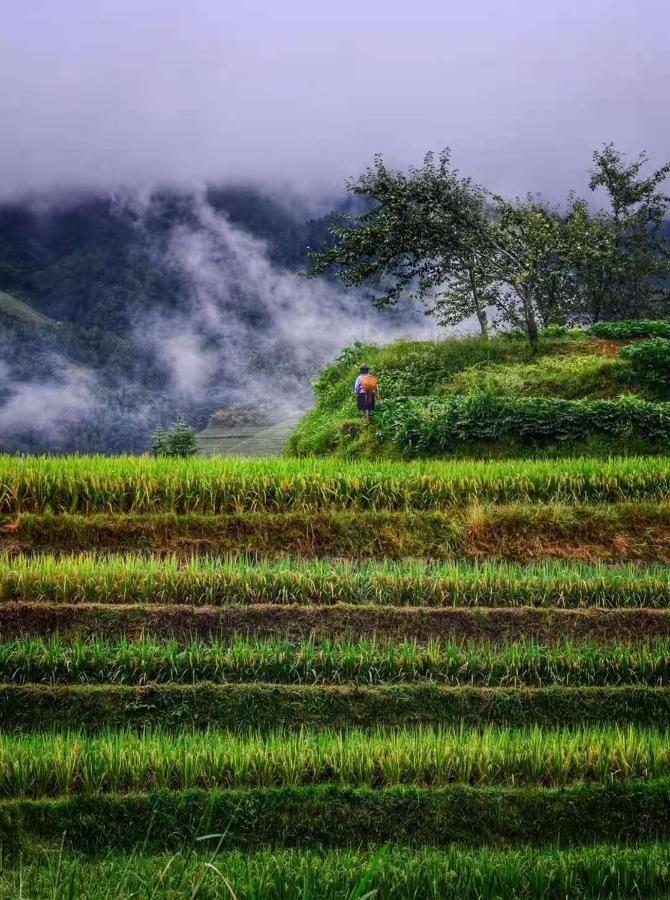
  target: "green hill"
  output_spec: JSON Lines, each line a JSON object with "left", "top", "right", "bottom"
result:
{"left": 287, "top": 322, "right": 670, "bottom": 459}
{"left": 0, "top": 290, "right": 54, "bottom": 327}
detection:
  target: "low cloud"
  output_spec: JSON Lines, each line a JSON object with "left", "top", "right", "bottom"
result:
{"left": 0, "top": 363, "right": 96, "bottom": 441}
{"left": 136, "top": 192, "right": 434, "bottom": 417}
{"left": 1, "top": 1, "right": 668, "bottom": 203}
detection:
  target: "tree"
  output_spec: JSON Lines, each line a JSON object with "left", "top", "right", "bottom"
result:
{"left": 310, "top": 152, "right": 573, "bottom": 350}
{"left": 586, "top": 144, "right": 670, "bottom": 319}
{"left": 310, "top": 145, "right": 670, "bottom": 349}
{"left": 308, "top": 151, "right": 495, "bottom": 337}
{"left": 484, "top": 196, "right": 572, "bottom": 346}
{"left": 151, "top": 417, "right": 197, "bottom": 457}
{"left": 562, "top": 197, "right": 621, "bottom": 324}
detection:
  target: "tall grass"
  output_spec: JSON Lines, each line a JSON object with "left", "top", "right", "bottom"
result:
{"left": 2, "top": 455, "right": 670, "bottom": 513}
{"left": 0, "top": 725, "right": 668, "bottom": 796}
{"left": 1, "top": 634, "right": 669, "bottom": 686}
{"left": 5, "top": 844, "right": 670, "bottom": 899}
{"left": 3, "top": 553, "right": 670, "bottom": 608}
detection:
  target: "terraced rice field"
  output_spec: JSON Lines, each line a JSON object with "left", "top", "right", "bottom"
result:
{"left": 2, "top": 455, "right": 670, "bottom": 897}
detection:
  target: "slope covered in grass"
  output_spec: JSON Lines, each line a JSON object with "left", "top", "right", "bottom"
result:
{"left": 287, "top": 324, "right": 670, "bottom": 458}
{"left": 0, "top": 289, "right": 54, "bottom": 327}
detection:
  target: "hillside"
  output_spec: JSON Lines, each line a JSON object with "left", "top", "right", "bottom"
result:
{"left": 196, "top": 417, "right": 301, "bottom": 457}
{"left": 0, "top": 290, "right": 54, "bottom": 327}
{"left": 288, "top": 321, "right": 670, "bottom": 459}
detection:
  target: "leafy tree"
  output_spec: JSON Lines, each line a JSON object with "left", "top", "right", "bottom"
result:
{"left": 311, "top": 152, "right": 579, "bottom": 350}
{"left": 310, "top": 145, "right": 670, "bottom": 346}
{"left": 309, "top": 151, "right": 496, "bottom": 338}
{"left": 485, "top": 196, "right": 571, "bottom": 346}
{"left": 586, "top": 144, "right": 670, "bottom": 319}
{"left": 562, "top": 198, "right": 621, "bottom": 324}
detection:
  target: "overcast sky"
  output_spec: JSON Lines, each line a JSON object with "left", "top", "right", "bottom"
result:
{"left": 1, "top": 0, "right": 668, "bottom": 203}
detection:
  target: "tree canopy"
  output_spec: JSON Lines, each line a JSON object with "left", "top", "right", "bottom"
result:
{"left": 310, "top": 145, "right": 670, "bottom": 349}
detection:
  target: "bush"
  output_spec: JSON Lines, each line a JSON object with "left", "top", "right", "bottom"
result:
{"left": 151, "top": 417, "right": 197, "bottom": 457}
{"left": 618, "top": 339, "right": 670, "bottom": 388}
{"left": 377, "top": 394, "right": 670, "bottom": 455}
{"left": 589, "top": 320, "right": 670, "bottom": 340}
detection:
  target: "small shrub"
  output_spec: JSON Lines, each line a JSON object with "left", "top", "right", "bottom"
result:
{"left": 540, "top": 324, "right": 569, "bottom": 338}
{"left": 151, "top": 417, "right": 197, "bottom": 457}
{"left": 335, "top": 341, "right": 366, "bottom": 366}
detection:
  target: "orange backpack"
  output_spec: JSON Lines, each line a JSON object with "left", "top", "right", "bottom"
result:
{"left": 360, "top": 374, "right": 379, "bottom": 392}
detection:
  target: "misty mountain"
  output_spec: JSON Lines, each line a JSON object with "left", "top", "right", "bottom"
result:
{"left": 0, "top": 187, "right": 425, "bottom": 453}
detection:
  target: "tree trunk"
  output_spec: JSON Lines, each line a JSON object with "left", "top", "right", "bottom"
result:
{"left": 475, "top": 303, "right": 489, "bottom": 337}
{"left": 521, "top": 292, "right": 539, "bottom": 352}
{"left": 468, "top": 265, "right": 489, "bottom": 337}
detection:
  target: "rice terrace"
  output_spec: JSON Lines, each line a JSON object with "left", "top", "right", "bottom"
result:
{"left": 4, "top": 323, "right": 670, "bottom": 895}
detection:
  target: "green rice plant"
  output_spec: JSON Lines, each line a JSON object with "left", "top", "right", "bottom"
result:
{"left": 0, "top": 634, "right": 668, "bottom": 686}
{"left": 4, "top": 844, "right": 670, "bottom": 900}
{"left": 2, "top": 455, "right": 670, "bottom": 513}
{"left": 0, "top": 724, "right": 669, "bottom": 797}
{"left": 3, "top": 553, "right": 670, "bottom": 608}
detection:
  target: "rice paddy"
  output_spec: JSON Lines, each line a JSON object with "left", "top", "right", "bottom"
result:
{"left": 2, "top": 454, "right": 670, "bottom": 895}
{"left": 1, "top": 634, "right": 670, "bottom": 686}
{"left": 2, "top": 454, "right": 670, "bottom": 513}
{"left": 3, "top": 553, "right": 670, "bottom": 607}
{"left": 0, "top": 725, "right": 668, "bottom": 797}
{"left": 4, "top": 844, "right": 670, "bottom": 900}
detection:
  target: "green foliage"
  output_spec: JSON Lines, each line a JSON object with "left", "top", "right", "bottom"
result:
{"left": 0, "top": 782, "right": 669, "bottom": 854}
{"left": 438, "top": 355, "right": 631, "bottom": 400}
{"left": 377, "top": 394, "right": 670, "bottom": 456}
{"left": 334, "top": 340, "right": 366, "bottom": 366}
{"left": 289, "top": 329, "right": 670, "bottom": 458}
{"left": 7, "top": 454, "right": 670, "bottom": 513}
{"left": 1, "top": 683, "right": 670, "bottom": 731}
{"left": 0, "top": 633, "right": 669, "bottom": 687}
{"left": 590, "top": 319, "right": 670, "bottom": 339}
{"left": 618, "top": 338, "right": 670, "bottom": 389}
{"left": 0, "top": 725, "right": 669, "bottom": 797}
{"left": 585, "top": 145, "right": 670, "bottom": 320}
{"left": 310, "top": 145, "right": 670, "bottom": 347}
{"left": 151, "top": 417, "right": 197, "bottom": 457}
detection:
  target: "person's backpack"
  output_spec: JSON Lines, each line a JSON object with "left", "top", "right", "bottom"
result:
{"left": 360, "top": 374, "right": 379, "bottom": 392}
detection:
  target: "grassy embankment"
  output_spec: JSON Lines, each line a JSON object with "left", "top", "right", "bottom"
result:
{"left": 288, "top": 321, "right": 670, "bottom": 459}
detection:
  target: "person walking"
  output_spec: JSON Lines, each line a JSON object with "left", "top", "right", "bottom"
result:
{"left": 354, "top": 366, "right": 379, "bottom": 424}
